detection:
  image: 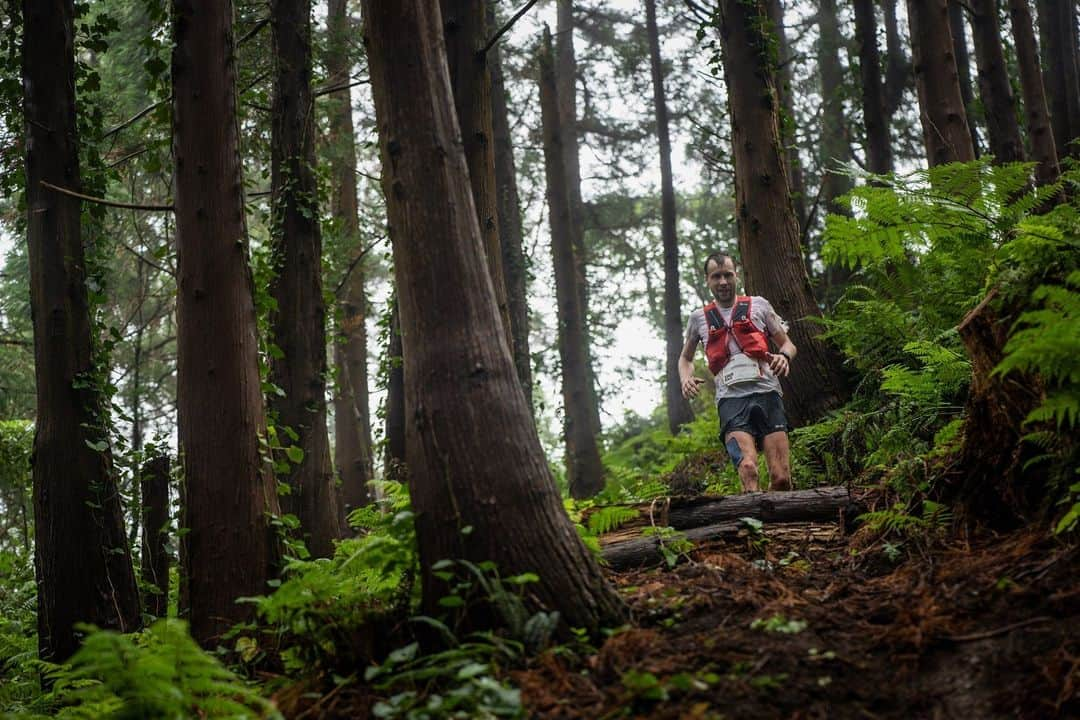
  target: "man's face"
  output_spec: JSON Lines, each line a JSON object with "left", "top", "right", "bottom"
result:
{"left": 706, "top": 257, "right": 738, "bottom": 306}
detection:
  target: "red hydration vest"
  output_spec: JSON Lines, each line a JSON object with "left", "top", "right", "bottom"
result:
{"left": 703, "top": 296, "right": 771, "bottom": 375}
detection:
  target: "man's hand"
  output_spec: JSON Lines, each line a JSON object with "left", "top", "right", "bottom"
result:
{"left": 681, "top": 375, "right": 705, "bottom": 399}
{"left": 767, "top": 352, "right": 790, "bottom": 378}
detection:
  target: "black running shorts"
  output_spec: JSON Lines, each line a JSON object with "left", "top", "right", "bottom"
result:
{"left": 717, "top": 391, "right": 789, "bottom": 447}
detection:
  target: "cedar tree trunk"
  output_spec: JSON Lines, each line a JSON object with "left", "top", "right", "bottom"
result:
{"left": 646, "top": 0, "right": 694, "bottom": 434}
{"left": 383, "top": 297, "right": 407, "bottom": 478}
{"left": 361, "top": 0, "right": 626, "bottom": 632}
{"left": 172, "top": 0, "right": 281, "bottom": 646}
{"left": 269, "top": 0, "right": 343, "bottom": 557}
{"left": 765, "top": 0, "right": 807, "bottom": 232}
{"left": 1037, "top": 0, "right": 1080, "bottom": 158}
{"left": 948, "top": 0, "right": 982, "bottom": 156}
{"left": 540, "top": 28, "right": 606, "bottom": 499}
{"left": 488, "top": 1, "right": 533, "bottom": 406}
{"left": 140, "top": 454, "right": 171, "bottom": 618}
{"left": 1009, "top": 0, "right": 1060, "bottom": 184}
{"left": 968, "top": 0, "right": 1025, "bottom": 164}
{"left": 716, "top": 0, "right": 849, "bottom": 426}
{"left": 326, "top": 0, "right": 374, "bottom": 513}
{"left": 854, "top": 0, "right": 895, "bottom": 174}
{"left": 883, "top": 0, "right": 913, "bottom": 116}
{"left": 906, "top": 0, "right": 976, "bottom": 165}
{"left": 23, "top": 0, "right": 141, "bottom": 662}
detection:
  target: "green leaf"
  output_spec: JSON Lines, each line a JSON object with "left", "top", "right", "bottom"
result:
{"left": 285, "top": 446, "right": 304, "bottom": 464}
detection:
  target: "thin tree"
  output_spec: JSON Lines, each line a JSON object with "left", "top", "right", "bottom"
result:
{"left": 326, "top": 0, "right": 374, "bottom": 513}
{"left": 23, "top": 0, "right": 141, "bottom": 662}
{"left": 883, "top": 0, "right": 913, "bottom": 117}
{"left": 269, "top": 0, "right": 343, "bottom": 557}
{"left": 540, "top": 27, "right": 606, "bottom": 499}
{"left": 171, "top": 0, "right": 281, "bottom": 646}
{"left": 714, "top": 0, "right": 849, "bottom": 426}
{"left": 948, "top": 0, "right": 982, "bottom": 156}
{"left": 906, "top": 0, "right": 976, "bottom": 165}
{"left": 646, "top": 0, "right": 694, "bottom": 434}
{"left": 488, "top": 0, "right": 533, "bottom": 406}
{"left": 967, "top": 0, "right": 1025, "bottom": 164}
{"left": 765, "top": 0, "right": 808, "bottom": 233}
{"left": 853, "top": 0, "right": 894, "bottom": 174}
{"left": 1009, "top": 0, "right": 1060, "bottom": 184}
{"left": 139, "top": 454, "right": 170, "bottom": 618}
{"left": 360, "top": 0, "right": 626, "bottom": 631}
{"left": 383, "top": 297, "right": 406, "bottom": 479}
{"left": 1037, "top": 0, "right": 1080, "bottom": 158}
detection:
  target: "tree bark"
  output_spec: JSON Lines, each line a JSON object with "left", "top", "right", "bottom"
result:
{"left": 139, "top": 454, "right": 171, "bottom": 619}
{"left": 646, "top": 0, "right": 694, "bottom": 435}
{"left": 384, "top": 297, "right": 407, "bottom": 479}
{"left": 556, "top": 0, "right": 602, "bottom": 437}
{"left": 968, "top": 0, "right": 1025, "bottom": 164}
{"left": 716, "top": 0, "right": 850, "bottom": 427}
{"left": 269, "top": 0, "right": 343, "bottom": 558}
{"left": 326, "top": 0, "right": 374, "bottom": 514}
{"left": 488, "top": 1, "right": 533, "bottom": 407}
{"left": 1036, "top": 0, "right": 1080, "bottom": 159}
{"left": 540, "top": 28, "right": 606, "bottom": 499}
{"left": 441, "top": 0, "right": 513, "bottom": 344}
{"left": 906, "top": 0, "right": 976, "bottom": 165}
{"left": 765, "top": 0, "right": 807, "bottom": 233}
{"left": 172, "top": 0, "right": 281, "bottom": 647}
{"left": 23, "top": 0, "right": 141, "bottom": 662}
{"left": 853, "top": 0, "right": 895, "bottom": 174}
{"left": 883, "top": 0, "right": 913, "bottom": 116}
{"left": 1009, "top": 0, "right": 1060, "bottom": 184}
{"left": 948, "top": 0, "right": 982, "bottom": 157}
{"left": 361, "top": 0, "right": 626, "bottom": 633}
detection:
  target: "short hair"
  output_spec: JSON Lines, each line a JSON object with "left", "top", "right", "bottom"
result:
{"left": 703, "top": 253, "right": 737, "bottom": 276}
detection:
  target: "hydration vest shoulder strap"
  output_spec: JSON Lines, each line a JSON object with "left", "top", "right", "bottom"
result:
{"left": 731, "top": 297, "right": 752, "bottom": 323}
{"left": 705, "top": 305, "right": 724, "bottom": 331}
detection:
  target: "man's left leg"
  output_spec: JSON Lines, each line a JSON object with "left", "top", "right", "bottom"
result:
{"left": 762, "top": 431, "right": 791, "bottom": 491}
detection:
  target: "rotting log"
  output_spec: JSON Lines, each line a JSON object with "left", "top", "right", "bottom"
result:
{"left": 589, "top": 486, "right": 856, "bottom": 544}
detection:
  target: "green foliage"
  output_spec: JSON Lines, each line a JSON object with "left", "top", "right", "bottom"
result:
{"left": 586, "top": 506, "right": 639, "bottom": 536}
{"left": 38, "top": 620, "right": 278, "bottom": 719}
{"left": 857, "top": 499, "right": 952, "bottom": 538}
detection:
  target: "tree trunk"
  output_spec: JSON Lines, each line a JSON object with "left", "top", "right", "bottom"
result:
{"left": 361, "top": 0, "right": 626, "bottom": 633}
{"left": 140, "top": 454, "right": 171, "bottom": 619}
{"left": 383, "top": 297, "right": 407, "bottom": 478}
{"left": 907, "top": 0, "right": 977, "bottom": 165}
{"left": 23, "top": 0, "right": 141, "bottom": 662}
{"left": 1009, "top": 0, "right": 1060, "bottom": 184}
{"left": 1036, "top": 0, "right": 1080, "bottom": 159}
{"left": 853, "top": 0, "right": 894, "bottom": 174}
{"left": 488, "top": 1, "right": 533, "bottom": 407}
{"left": 441, "top": 0, "right": 513, "bottom": 345}
{"left": 883, "top": 0, "right": 913, "bottom": 117}
{"left": 540, "top": 28, "right": 606, "bottom": 499}
{"left": 716, "top": 0, "right": 849, "bottom": 427}
{"left": 326, "top": 0, "right": 374, "bottom": 513}
{"left": 948, "top": 0, "right": 982, "bottom": 157}
{"left": 968, "top": 0, "right": 1025, "bottom": 164}
{"left": 172, "top": 0, "right": 281, "bottom": 647}
{"left": 556, "top": 0, "right": 602, "bottom": 437}
{"left": 269, "top": 0, "right": 342, "bottom": 558}
{"left": 765, "top": 0, "right": 807, "bottom": 233}
{"left": 646, "top": 0, "right": 694, "bottom": 435}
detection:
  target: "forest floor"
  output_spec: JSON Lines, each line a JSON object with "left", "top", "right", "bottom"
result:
{"left": 278, "top": 492, "right": 1079, "bottom": 720}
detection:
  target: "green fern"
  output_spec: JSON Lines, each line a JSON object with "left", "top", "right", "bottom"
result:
{"left": 586, "top": 506, "right": 639, "bottom": 536}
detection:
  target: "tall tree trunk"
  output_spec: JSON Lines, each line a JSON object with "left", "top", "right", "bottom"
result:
{"left": 488, "top": 0, "right": 533, "bottom": 406}
{"left": 1037, "top": 0, "right": 1080, "bottom": 158}
{"left": 140, "top": 454, "right": 170, "bottom": 619}
{"left": 23, "top": 0, "right": 141, "bottom": 663}
{"left": 968, "top": 0, "right": 1025, "bottom": 164}
{"left": 646, "top": 0, "right": 694, "bottom": 435}
{"left": 361, "top": 0, "right": 626, "bottom": 632}
{"left": 441, "top": 0, "right": 513, "bottom": 344}
{"left": 906, "top": 0, "right": 977, "bottom": 165}
{"left": 883, "top": 0, "right": 913, "bottom": 116}
{"left": 269, "top": 0, "right": 342, "bottom": 558}
{"left": 556, "top": 0, "right": 602, "bottom": 436}
{"left": 948, "top": 0, "right": 982, "bottom": 156}
{"left": 172, "top": 0, "right": 281, "bottom": 647}
{"left": 715, "top": 0, "right": 849, "bottom": 426}
{"left": 853, "top": 0, "right": 894, "bottom": 174}
{"left": 326, "top": 0, "right": 374, "bottom": 514}
{"left": 765, "top": 0, "right": 807, "bottom": 233}
{"left": 1009, "top": 0, "right": 1060, "bottom": 184}
{"left": 540, "top": 28, "right": 606, "bottom": 499}
{"left": 383, "top": 297, "right": 407, "bottom": 478}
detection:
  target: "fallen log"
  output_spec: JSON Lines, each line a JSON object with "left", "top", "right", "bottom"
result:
{"left": 589, "top": 486, "right": 856, "bottom": 546}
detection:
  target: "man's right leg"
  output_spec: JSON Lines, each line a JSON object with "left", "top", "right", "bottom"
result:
{"left": 725, "top": 430, "right": 760, "bottom": 492}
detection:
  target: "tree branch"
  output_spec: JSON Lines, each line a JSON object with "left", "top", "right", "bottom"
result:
{"left": 334, "top": 239, "right": 382, "bottom": 298}
{"left": 103, "top": 98, "right": 169, "bottom": 140}
{"left": 40, "top": 181, "right": 173, "bottom": 212}
{"left": 481, "top": 0, "right": 541, "bottom": 56}
{"left": 314, "top": 77, "right": 369, "bottom": 98}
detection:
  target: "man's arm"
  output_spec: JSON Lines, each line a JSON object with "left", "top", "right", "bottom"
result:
{"left": 767, "top": 328, "right": 796, "bottom": 378}
{"left": 679, "top": 333, "right": 705, "bottom": 398}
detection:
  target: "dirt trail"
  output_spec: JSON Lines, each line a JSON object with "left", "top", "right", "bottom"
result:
{"left": 514, "top": 522, "right": 1078, "bottom": 719}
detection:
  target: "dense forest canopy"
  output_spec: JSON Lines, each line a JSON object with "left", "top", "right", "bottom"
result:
{"left": 0, "top": 0, "right": 1077, "bottom": 717}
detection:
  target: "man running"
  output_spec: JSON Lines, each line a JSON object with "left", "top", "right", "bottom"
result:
{"left": 679, "top": 253, "right": 796, "bottom": 492}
